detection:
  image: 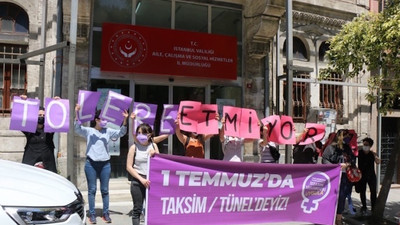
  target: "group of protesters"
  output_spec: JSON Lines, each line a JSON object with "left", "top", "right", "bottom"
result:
{"left": 19, "top": 96, "right": 380, "bottom": 225}
{"left": 292, "top": 128, "right": 380, "bottom": 225}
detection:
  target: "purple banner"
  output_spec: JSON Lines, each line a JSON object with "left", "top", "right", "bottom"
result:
{"left": 44, "top": 98, "right": 70, "bottom": 132}
{"left": 132, "top": 102, "right": 157, "bottom": 134}
{"left": 10, "top": 96, "right": 40, "bottom": 132}
{"left": 148, "top": 154, "right": 341, "bottom": 225}
{"left": 77, "top": 90, "right": 101, "bottom": 123}
{"left": 159, "top": 104, "right": 178, "bottom": 135}
{"left": 100, "top": 90, "right": 132, "bottom": 126}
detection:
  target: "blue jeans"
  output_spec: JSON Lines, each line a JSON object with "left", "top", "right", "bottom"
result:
{"left": 337, "top": 173, "right": 352, "bottom": 214}
{"left": 85, "top": 158, "right": 111, "bottom": 215}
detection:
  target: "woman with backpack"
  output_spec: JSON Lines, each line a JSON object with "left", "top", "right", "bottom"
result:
{"left": 259, "top": 124, "right": 280, "bottom": 163}
{"left": 322, "top": 129, "right": 356, "bottom": 225}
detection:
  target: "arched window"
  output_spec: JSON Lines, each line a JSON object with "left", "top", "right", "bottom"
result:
{"left": 319, "top": 41, "right": 330, "bottom": 62}
{"left": 0, "top": 3, "right": 28, "bottom": 113}
{"left": 0, "top": 3, "right": 29, "bottom": 34}
{"left": 283, "top": 37, "right": 308, "bottom": 60}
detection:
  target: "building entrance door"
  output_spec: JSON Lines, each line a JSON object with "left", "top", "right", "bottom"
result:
{"left": 135, "top": 84, "right": 205, "bottom": 156}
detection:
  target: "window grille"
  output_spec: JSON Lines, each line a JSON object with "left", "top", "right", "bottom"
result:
{"left": 0, "top": 44, "right": 27, "bottom": 114}
{"left": 283, "top": 73, "right": 310, "bottom": 122}
{"left": 319, "top": 73, "right": 343, "bottom": 123}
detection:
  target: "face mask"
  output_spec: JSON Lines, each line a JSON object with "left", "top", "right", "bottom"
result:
{"left": 99, "top": 120, "right": 108, "bottom": 128}
{"left": 38, "top": 117, "right": 45, "bottom": 125}
{"left": 362, "top": 146, "right": 370, "bottom": 152}
{"left": 136, "top": 134, "right": 149, "bottom": 144}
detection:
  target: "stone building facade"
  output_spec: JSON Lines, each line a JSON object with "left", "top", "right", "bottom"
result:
{"left": 2, "top": 0, "right": 390, "bottom": 188}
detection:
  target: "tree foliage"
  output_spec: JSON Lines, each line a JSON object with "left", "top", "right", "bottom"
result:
{"left": 320, "top": 0, "right": 400, "bottom": 114}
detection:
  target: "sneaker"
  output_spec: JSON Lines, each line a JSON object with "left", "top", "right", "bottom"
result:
{"left": 88, "top": 214, "right": 97, "bottom": 224}
{"left": 102, "top": 212, "right": 112, "bottom": 223}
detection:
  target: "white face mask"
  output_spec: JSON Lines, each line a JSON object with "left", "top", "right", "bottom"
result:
{"left": 362, "top": 146, "right": 370, "bottom": 152}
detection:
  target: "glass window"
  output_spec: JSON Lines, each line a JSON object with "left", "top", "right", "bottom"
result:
{"left": 283, "top": 37, "right": 308, "bottom": 60}
{"left": 175, "top": 2, "right": 208, "bottom": 32}
{"left": 0, "top": 3, "right": 29, "bottom": 34}
{"left": 135, "top": 0, "right": 171, "bottom": 28}
{"left": 211, "top": 7, "right": 242, "bottom": 42}
{"left": 92, "top": 31, "right": 102, "bottom": 67}
{"left": 319, "top": 41, "right": 330, "bottom": 62}
{"left": 2, "top": 18, "right": 14, "bottom": 32}
{"left": 93, "top": 0, "right": 132, "bottom": 27}
{"left": 15, "top": 12, "right": 29, "bottom": 33}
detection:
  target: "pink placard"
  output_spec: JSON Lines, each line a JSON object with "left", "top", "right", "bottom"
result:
{"left": 279, "top": 115, "right": 296, "bottom": 144}
{"left": 298, "top": 123, "right": 326, "bottom": 145}
{"left": 178, "top": 101, "right": 201, "bottom": 133}
{"left": 222, "top": 106, "right": 241, "bottom": 137}
{"left": 197, "top": 104, "right": 218, "bottom": 134}
{"left": 261, "top": 115, "right": 281, "bottom": 143}
{"left": 239, "top": 108, "right": 260, "bottom": 139}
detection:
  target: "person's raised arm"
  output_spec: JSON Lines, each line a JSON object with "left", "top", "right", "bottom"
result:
{"left": 259, "top": 125, "right": 269, "bottom": 147}
{"left": 74, "top": 104, "right": 89, "bottom": 137}
{"left": 175, "top": 115, "right": 187, "bottom": 145}
{"left": 296, "top": 128, "right": 308, "bottom": 144}
{"left": 219, "top": 116, "right": 225, "bottom": 143}
{"left": 153, "top": 134, "right": 169, "bottom": 144}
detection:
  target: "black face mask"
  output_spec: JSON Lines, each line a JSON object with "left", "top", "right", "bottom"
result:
{"left": 38, "top": 117, "right": 45, "bottom": 125}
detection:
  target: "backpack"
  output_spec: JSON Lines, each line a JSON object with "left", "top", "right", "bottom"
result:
{"left": 269, "top": 145, "right": 280, "bottom": 161}
{"left": 293, "top": 144, "right": 317, "bottom": 164}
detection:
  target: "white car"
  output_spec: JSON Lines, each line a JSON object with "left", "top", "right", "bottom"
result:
{"left": 0, "top": 159, "right": 86, "bottom": 225}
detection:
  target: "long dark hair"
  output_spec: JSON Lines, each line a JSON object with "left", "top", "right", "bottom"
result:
{"left": 90, "top": 110, "right": 101, "bottom": 127}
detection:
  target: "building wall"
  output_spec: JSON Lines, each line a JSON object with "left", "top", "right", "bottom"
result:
{"left": 0, "top": 0, "right": 58, "bottom": 161}
{"left": 0, "top": 0, "right": 379, "bottom": 188}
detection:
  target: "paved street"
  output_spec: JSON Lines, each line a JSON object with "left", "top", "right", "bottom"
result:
{"left": 82, "top": 179, "right": 400, "bottom": 225}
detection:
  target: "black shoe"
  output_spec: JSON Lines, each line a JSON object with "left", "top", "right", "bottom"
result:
{"left": 360, "top": 207, "right": 367, "bottom": 215}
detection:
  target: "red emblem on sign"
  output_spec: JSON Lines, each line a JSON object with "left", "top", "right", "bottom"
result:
{"left": 108, "top": 29, "right": 148, "bottom": 68}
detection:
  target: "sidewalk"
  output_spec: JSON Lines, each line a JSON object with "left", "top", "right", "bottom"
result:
{"left": 83, "top": 180, "right": 400, "bottom": 225}
{"left": 342, "top": 184, "right": 400, "bottom": 225}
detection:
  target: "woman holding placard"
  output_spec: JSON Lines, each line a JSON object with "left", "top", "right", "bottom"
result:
{"left": 74, "top": 104, "right": 129, "bottom": 224}
{"left": 126, "top": 122, "right": 159, "bottom": 225}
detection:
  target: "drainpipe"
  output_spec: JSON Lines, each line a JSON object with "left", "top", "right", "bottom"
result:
{"left": 285, "top": 0, "right": 293, "bottom": 164}
{"left": 39, "top": 0, "right": 47, "bottom": 106}
{"left": 67, "top": 0, "right": 78, "bottom": 184}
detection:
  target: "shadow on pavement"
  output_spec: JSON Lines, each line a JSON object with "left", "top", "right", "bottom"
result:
{"left": 342, "top": 199, "right": 400, "bottom": 225}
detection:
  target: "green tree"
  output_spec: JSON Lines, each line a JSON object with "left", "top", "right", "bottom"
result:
{"left": 321, "top": 0, "right": 400, "bottom": 222}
